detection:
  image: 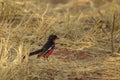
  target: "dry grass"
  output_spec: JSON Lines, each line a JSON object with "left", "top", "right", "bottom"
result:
{"left": 0, "top": 0, "right": 120, "bottom": 80}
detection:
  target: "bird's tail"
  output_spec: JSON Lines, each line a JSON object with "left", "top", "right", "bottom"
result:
{"left": 23, "top": 49, "right": 42, "bottom": 59}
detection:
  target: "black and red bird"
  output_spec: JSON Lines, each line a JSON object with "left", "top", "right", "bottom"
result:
{"left": 23, "top": 34, "right": 59, "bottom": 59}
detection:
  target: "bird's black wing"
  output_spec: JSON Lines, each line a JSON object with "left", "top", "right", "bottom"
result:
{"left": 41, "top": 41, "right": 54, "bottom": 55}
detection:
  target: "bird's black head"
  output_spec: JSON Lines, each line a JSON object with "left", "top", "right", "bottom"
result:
{"left": 48, "top": 34, "right": 59, "bottom": 41}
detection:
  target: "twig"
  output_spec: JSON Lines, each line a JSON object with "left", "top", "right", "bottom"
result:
{"left": 111, "top": 12, "right": 115, "bottom": 55}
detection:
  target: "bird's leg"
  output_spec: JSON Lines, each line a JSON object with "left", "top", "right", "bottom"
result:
{"left": 46, "top": 57, "right": 49, "bottom": 61}
{"left": 45, "top": 57, "right": 49, "bottom": 62}
{"left": 43, "top": 55, "right": 49, "bottom": 61}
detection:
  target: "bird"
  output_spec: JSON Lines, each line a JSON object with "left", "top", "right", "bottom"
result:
{"left": 23, "top": 34, "right": 59, "bottom": 59}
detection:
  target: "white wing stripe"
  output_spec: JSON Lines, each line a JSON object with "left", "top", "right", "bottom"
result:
{"left": 43, "top": 45, "right": 54, "bottom": 54}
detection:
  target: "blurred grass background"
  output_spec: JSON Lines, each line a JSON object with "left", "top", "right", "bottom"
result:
{"left": 0, "top": 0, "right": 120, "bottom": 80}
